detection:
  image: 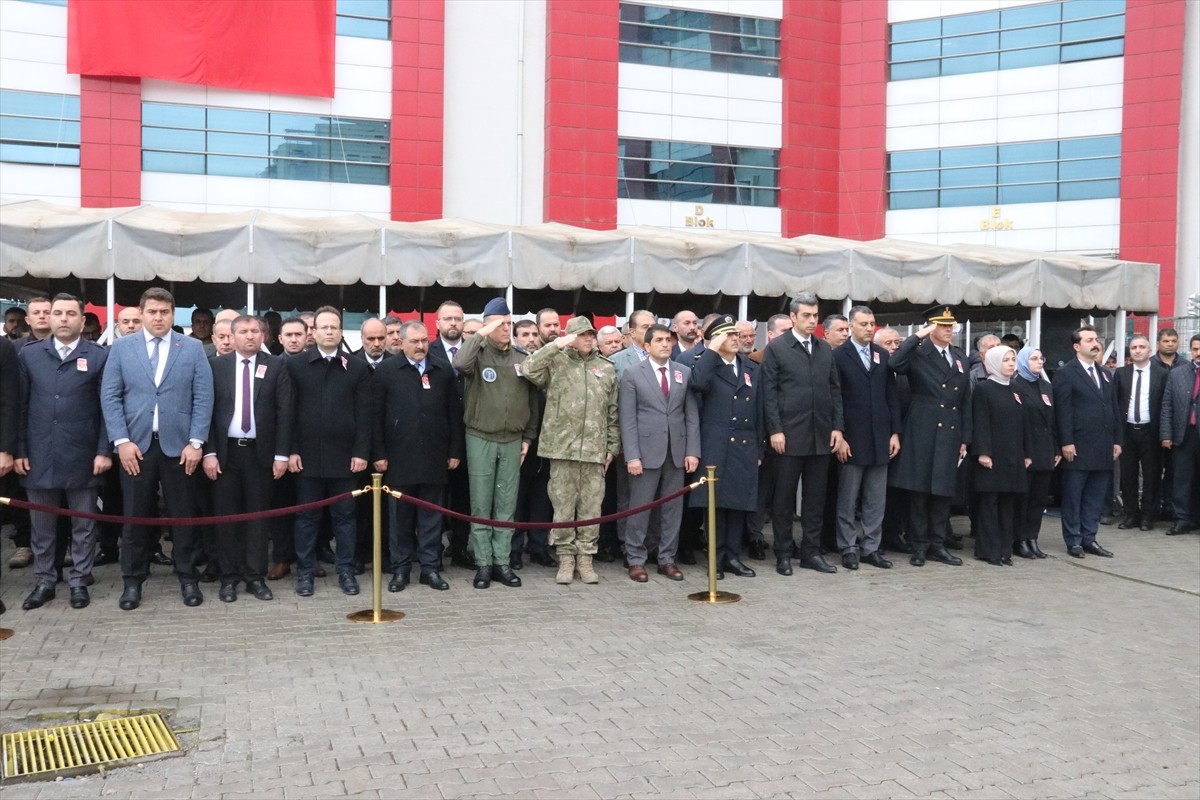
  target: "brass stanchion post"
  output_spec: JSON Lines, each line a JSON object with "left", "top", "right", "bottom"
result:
{"left": 687, "top": 466, "right": 740, "bottom": 604}
{"left": 348, "top": 474, "right": 405, "bottom": 623}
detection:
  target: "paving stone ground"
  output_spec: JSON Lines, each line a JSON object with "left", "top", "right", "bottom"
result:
{"left": 0, "top": 515, "right": 1197, "bottom": 799}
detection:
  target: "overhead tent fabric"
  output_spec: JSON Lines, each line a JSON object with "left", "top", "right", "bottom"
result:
{"left": 0, "top": 200, "right": 1160, "bottom": 312}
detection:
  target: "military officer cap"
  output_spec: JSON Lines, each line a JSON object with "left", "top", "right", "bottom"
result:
{"left": 704, "top": 314, "right": 738, "bottom": 340}
{"left": 482, "top": 297, "right": 511, "bottom": 317}
{"left": 923, "top": 304, "right": 958, "bottom": 325}
{"left": 564, "top": 316, "right": 597, "bottom": 335}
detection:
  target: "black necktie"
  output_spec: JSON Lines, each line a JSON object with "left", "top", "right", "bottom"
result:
{"left": 1089, "top": 365, "right": 1099, "bottom": 390}
{"left": 1133, "top": 368, "right": 1142, "bottom": 423}
{"left": 802, "top": 339, "right": 811, "bottom": 356}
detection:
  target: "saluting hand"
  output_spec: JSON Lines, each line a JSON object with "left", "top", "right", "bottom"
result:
{"left": 555, "top": 332, "right": 578, "bottom": 350}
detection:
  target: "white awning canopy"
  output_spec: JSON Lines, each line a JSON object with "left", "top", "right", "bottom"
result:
{"left": 0, "top": 200, "right": 1160, "bottom": 312}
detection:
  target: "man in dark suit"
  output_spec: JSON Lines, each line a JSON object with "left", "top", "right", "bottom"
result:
{"left": 1114, "top": 335, "right": 1168, "bottom": 531}
{"left": 761, "top": 292, "right": 845, "bottom": 576}
{"left": 13, "top": 294, "right": 111, "bottom": 610}
{"left": 1160, "top": 334, "right": 1200, "bottom": 536}
{"left": 1053, "top": 324, "right": 1122, "bottom": 558}
{"left": 428, "top": 300, "right": 473, "bottom": 568}
{"left": 618, "top": 324, "right": 700, "bottom": 581}
{"left": 203, "top": 315, "right": 293, "bottom": 603}
{"left": 351, "top": 316, "right": 392, "bottom": 572}
{"left": 670, "top": 309, "right": 704, "bottom": 360}
{"left": 371, "top": 321, "right": 463, "bottom": 592}
{"left": 0, "top": 334, "right": 19, "bottom": 612}
{"left": 354, "top": 317, "right": 392, "bottom": 371}
{"left": 265, "top": 316, "right": 309, "bottom": 581}
{"left": 100, "top": 287, "right": 213, "bottom": 609}
{"left": 831, "top": 306, "right": 901, "bottom": 570}
{"left": 286, "top": 306, "right": 372, "bottom": 597}
{"left": 888, "top": 306, "right": 970, "bottom": 567}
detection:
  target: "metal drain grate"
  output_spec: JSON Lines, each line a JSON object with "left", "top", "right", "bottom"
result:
{"left": 2, "top": 713, "right": 180, "bottom": 780}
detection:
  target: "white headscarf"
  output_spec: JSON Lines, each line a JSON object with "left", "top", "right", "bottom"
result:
{"left": 984, "top": 345, "right": 1014, "bottom": 386}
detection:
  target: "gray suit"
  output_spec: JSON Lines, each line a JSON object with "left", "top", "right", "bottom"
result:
{"left": 618, "top": 358, "right": 700, "bottom": 566}
{"left": 101, "top": 329, "right": 213, "bottom": 584}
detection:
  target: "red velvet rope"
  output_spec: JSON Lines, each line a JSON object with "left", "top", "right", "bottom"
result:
{"left": 386, "top": 479, "right": 703, "bottom": 529}
{"left": 1, "top": 491, "right": 360, "bottom": 527}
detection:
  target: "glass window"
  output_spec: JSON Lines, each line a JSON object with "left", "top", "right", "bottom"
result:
{"left": 1059, "top": 135, "right": 1120, "bottom": 159}
{"left": 889, "top": 190, "right": 940, "bottom": 210}
{"left": 1062, "top": 0, "right": 1125, "bottom": 21}
{"left": 142, "top": 102, "right": 390, "bottom": 186}
{"left": 999, "top": 162, "right": 1057, "bottom": 184}
{"left": 941, "top": 146, "right": 996, "bottom": 168}
{"left": 891, "top": 40, "right": 940, "bottom": 62}
{"left": 890, "top": 150, "right": 940, "bottom": 171}
{"left": 942, "top": 11, "right": 998, "bottom": 36}
{"left": 619, "top": 3, "right": 780, "bottom": 78}
{"left": 999, "top": 141, "right": 1058, "bottom": 164}
{"left": 940, "top": 166, "right": 996, "bottom": 188}
{"left": 942, "top": 32, "right": 998, "bottom": 56}
{"left": 1062, "top": 16, "right": 1124, "bottom": 41}
{"left": 618, "top": 137, "right": 779, "bottom": 208}
{"left": 890, "top": 19, "right": 941, "bottom": 43}
{"left": 890, "top": 170, "right": 939, "bottom": 191}
{"left": 1059, "top": 178, "right": 1119, "bottom": 200}
{"left": 1000, "top": 23, "right": 1060, "bottom": 49}
{"left": 941, "top": 53, "right": 999, "bottom": 75}
{"left": 1001, "top": 3, "right": 1061, "bottom": 28}
{"left": 336, "top": 0, "right": 390, "bottom": 39}
{"left": 999, "top": 183, "right": 1058, "bottom": 204}
{"left": 0, "top": 89, "right": 80, "bottom": 168}
{"left": 890, "top": 60, "right": 940, "bottom": 80}
{"left": 1061, "top": 38, "right": 1123, "bottom": 61}
{"left": 1000, "top": 45, "right": 1059, "bottom": 69}
{"left": 941, "top": 187, "right": 996, "bottom": 207}
{"left": 1060, "top": 155, "right": 1120, "bottom": 180}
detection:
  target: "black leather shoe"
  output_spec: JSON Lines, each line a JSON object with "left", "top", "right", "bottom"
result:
{"left": 800, "top": 555, "right": 837, "bottom": 574}
{"left": 420, "top": 571, "right": 450, "bottom": 591}
{"left": 22, "top": 584, "right": 55, "bottom": 610}
{"left": 860, "top": 551, "right": 892, "bottom": 569}
{"left": 338, "top": 573, "right": 360, "bottom": 595}
{"left": 388, "top": 572, "right": 409, "bottom": 592}
{"left": 775, "top": 558, "right": 793, "bottom": 576}
{"left": 677, "top": 548, "right": 696, "bottom": 565}
{"left": 1117, "top": 516, "right": 1139, "bottom": 530}
{"left": 473, "top": 567, "right": 491, "bottom": 589}
{"left": 150, "top": 550, "right": 173, "bottom": 567}
{"left": 199, "top": 568, "right": 219, "bottom": 584}
{"left": 927, "top": 545, "right": 962, "bottom": 566}
{"left": 1166, "top": 524, "right": 1196, "bottom": 536}
{"left": 1099, "top": 514, "right": 1116, "bottom": 526}
{"left": 1029, "top": 539, "right": 1047, "bottom": 558}
{"left": 118, "top": 583, "right": 142, "bottom": 610}
{"left": 1067, "top": 545, "right": 1085, "bottom": 558}
{"left": 909, "top": 550, "right": 927, "bottom": 567}
{"left": 722, "top": 559, "right": 756, "bottom": 578}
{"left": 747, "top": 540, "right": 767, "bottom": 560}
{"left": 352, "top": 561, "right": 366, "bottom": 576}
{"left": 1140, "top": 520, "right": 1156, "bottom": 531}
{"left": 492, "top": 564, "right": 522, "bottom": 587}
{"left": 944, "top": 535, "right": 964, "bottom": 551}
{"left": 219, "top": 583, "right": 237, "bottom": 603}
{"left": 94, "top": 548, "right": 119, "bottom": 566}
{"left": 509, "top": 552, "right": 523, "bottom": 570}
{"left": 1083, "top": 541, "right": 1113, "bottom": 558}
{"left": 69, "top": 586, "right": 90, "bottom": 609}
{"left": 181, "top": 582, "right": 204, "bottom": 607}
{"left": 1014, "top": 540, "right": 1036, "bottom": 559}
{"left": 841, "top": 552, "right": 859, "bottom": 570}
{"left": 451, "top": 550, "right": 476, "bottom": 569}
{"left": 530, "top": 550, "right": 557, "bottom": 567}
{"left": 246, "top": 580, "right": 273, "bottom": 601}
{"left": 295, "top": 575, "right": 315, "bottom": 596}
{"left": 986, "top": 558, "right": 1005, "bottom": 566}
{"left": 593, "top": 548, "right": 616, "bottom": 564}
{"left": 1001, "top": 556, "right": 1013, "bottom": 566}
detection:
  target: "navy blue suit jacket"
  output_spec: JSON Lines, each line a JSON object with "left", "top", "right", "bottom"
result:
{"left": 1053, "top": 359, "right": 1122, "bottom": 471}
{"left": 833, "top": 340, "right": 901, "bottom": 466}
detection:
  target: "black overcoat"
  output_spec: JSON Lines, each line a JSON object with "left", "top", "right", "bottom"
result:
{"left": 372, "top": 356, "right": 464, "bottom": 487}
{"left": 286, "top": 349, "right": 372, "bottom": 479}
{"left": 970, "top": 380, "right": 1032, "bottom": 493}
{"left": 1014, "top": 376, "right": 1058, "bottom": 471}
{"left": 687, "top": 348, "right": 763, "bottom": 512}
{"left": 761, "top": 333, "right": 844, "bottom": 456}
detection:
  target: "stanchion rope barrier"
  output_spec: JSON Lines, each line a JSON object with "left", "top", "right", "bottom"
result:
{"left": 0, "top": 478, "right": 703, "bottom": 530}
{"left": 384, "top": 477, "right": 706, "bottom": 529}
{"left": 0, "top": 489, "right": 367, "bottom": 527}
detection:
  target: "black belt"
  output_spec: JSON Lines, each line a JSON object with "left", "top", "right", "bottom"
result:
{"left": 1125, "top": 423, "right": 1150, "bottom": 430}
{"left": 229, "top": 437, "right": 256, "bottom": 447}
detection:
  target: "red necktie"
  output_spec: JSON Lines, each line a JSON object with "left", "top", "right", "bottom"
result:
{"left": 241, "top": 359, "right": 252, "bottom": 433}
{"left": 659, "top": 366, "right": 669, "bottom": 397}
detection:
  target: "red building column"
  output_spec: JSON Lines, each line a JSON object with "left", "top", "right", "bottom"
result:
{"left": 544, "top": 0, "right": 618, "bottom": 229}
{"left": 1120, "top": 0, "right": 1185, "bottom": 316}
{"left": 391, "top": 0, "right": 445, "bottom": 221}
{"left": 79, "top": 76, "right": 141, "bottom": 207}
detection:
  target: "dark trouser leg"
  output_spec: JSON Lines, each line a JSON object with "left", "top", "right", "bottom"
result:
{"left": 446, "top": 462, "right": 472, "bottom": 559}
{"left": 770, "top": 455, "right": 802, "bottom": 557}
{"left": 996, "top": 493, "right": 1017, "bottom": 559}
{"left": 1016, "top": 470, "right": 1053, "bottom": 542}
{"left": 26, "top": 488, "right": 64, "bottom": 587}
{"left": 389, "top": 493, "right": 416, "bottom": 575}
{"left": 975, "top": 492, "right": 1002, "bottom": 561}
{"left": 97, "top": 467, "right": 123, "bottom": 554}
{"left": 326, "top": 478, "right": 358, "bottom": 574}
{"left": 293, "top": 476, "right": 324, "bottom": 577}
{"left": 715, "top": 508, "right": 746, "bottom": 565}
{"left": 269, "top": 472, "right": 297, "bottom": 565}
{"left": 881, "top": 485, "right": 909, "bottom": 551}
{"left": 414, "top": 485, "right": 446, "bottom": 573}
{"left": 820, "top": 459, "right": 839, "bottom": 553}
{"left": 1174, "top": 426, "right": 1200, "bottom": 526}
{"left": 120, "top": 441, "right": 167, "bottom": 583}
{"left": 797, "top": 455, "right": 831, "bottom": 560}
{"left": 156, "top": 444, "right": 200, "bottom": 583}
{"left": 598, "top": 461, "right": 619, "bottom": 555}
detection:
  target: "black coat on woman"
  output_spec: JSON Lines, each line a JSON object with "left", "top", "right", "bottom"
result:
{"left": 970, "top": 379, "right": 1032, "bottom": 493}
{"left": 1013, "top": 375, "right": 1057, "bottom": 471}
{"left": 687, "top": 348, "right": 764, "bottom": 512}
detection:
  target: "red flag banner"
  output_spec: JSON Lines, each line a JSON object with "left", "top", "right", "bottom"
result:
{"left": 68, "top": 0, "right": 336, "bottom": 98}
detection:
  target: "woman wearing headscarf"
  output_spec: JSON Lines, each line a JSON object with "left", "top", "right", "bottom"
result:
{"left": 1012, "top": 346, "right": 1059, "bottom": 558}
{"left": 970, "top": 345, "right": 1032, "bottom": 565}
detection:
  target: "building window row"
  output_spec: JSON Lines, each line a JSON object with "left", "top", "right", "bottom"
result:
{"left": 619, "top": 139, "right": 779, "bottom": 208}
{"left": 619, "top": 3, "right": 781, "bottom": 78}
{"left": 888, "top": 135, "right": 1120, "bottom": 209}
{"left": 889, "top": 0, "right": 1124, "bottom": 81}
{"left": 0, "top": 89, "right": 80, "bottom": 167}
{"left": 141, "top": 103, "right": 390, "bottom": 185}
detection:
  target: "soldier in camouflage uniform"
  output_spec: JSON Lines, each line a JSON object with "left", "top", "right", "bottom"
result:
{"left": 521, "top": 316, "right": 620, "bottom": 584}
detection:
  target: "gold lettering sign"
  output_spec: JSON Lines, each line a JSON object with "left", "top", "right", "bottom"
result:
{"left": 685, "top": 204, "right": 715, "bottom": 228}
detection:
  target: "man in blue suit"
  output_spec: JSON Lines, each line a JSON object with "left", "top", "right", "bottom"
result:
{"left": 101, "top": 288, "right": 213, "bottom": 609}
{"left": 1053, "top": 324, "right": 1122, "bottom": 558}
{"left": 15, "top": 294, "right": 111, "bottom": 610}
{"left": 831, "top": 306, "right": 901, "bottom": 570}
